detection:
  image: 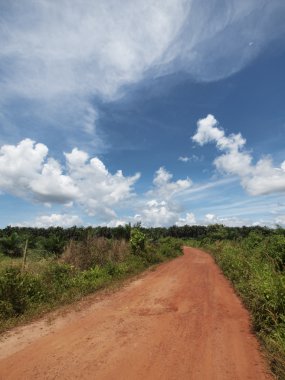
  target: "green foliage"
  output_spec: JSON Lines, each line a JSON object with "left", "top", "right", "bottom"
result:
{"left": 0, "top": 267, "right": 27, "bottom": 317}
{"left": 41, "top": 235, "right": 65, "bottom": 256}
{"left": 0, "top": 233, "right": 22, "bottom": 257}
{"left": 130, "top": 228, "right": 146, "bottom": 254}
{"left": 0, "top": 234, "right": 182, "bottom": 333}
{"left": 42, "top": 262, "right": 74, "bottom": 294}
{"left": 0, "top": 267, "right": 45, "bottom": 317}
{"left": 197, "top": 236, "right": 285, "bottom": 379}
{"left": 70, "top": 266, "right": 111, "bottom": 294}
{"left": 267, "top": 234, "right": 285, "bottom": 271}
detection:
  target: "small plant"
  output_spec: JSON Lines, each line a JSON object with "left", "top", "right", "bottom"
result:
{"left": 130, "top": 228, "right": 146, "bottom": 254}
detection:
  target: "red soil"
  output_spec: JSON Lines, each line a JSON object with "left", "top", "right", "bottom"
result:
{"left": 0, "top": 247, "right": 273, "bottom": 379}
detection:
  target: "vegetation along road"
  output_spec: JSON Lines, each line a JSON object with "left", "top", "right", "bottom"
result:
{"left": 0, "top": 247, "right": 273, "bottom": 379}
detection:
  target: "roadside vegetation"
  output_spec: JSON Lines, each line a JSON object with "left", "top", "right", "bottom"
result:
{"left": 0, "top": 225, "right": 182, "bottom": 333}
{"left": 186, "top": 225, "right": 285, "bottom": 379}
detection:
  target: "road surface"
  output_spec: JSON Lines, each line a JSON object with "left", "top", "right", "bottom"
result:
{"left": 0, "top": 247, "right": 272, "bottom": 379}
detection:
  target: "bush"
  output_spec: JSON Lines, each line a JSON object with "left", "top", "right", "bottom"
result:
{"left": 130, "top": 228, "right": 146, "bottom": 254}
{"left": 267, "top": 234, "right": 285, "bottom": 271}
{"left": 156, "top": 237, "right": 182, "bottom": 258}
{"left": 41, "top": 235, "right": 66, "bottom": 256}
{"left": 0, "top": 233, "right": 22, "bottom": 257}
{"left": 0, "top": 267, "right": 45, "bottom": 317}
{"left": 42, "top": 262, "right": 74, "bottom": 293}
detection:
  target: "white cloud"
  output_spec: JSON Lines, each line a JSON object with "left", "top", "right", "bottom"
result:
{"left": 0, "top": 139, "right": 140, "bottom": 221}
{"left": 179, "top": 156, "right": 190, "bottom": 162}
{"left": 176, "top": 212, "right": 196, "bottom": 226}
{"left": 193, "top": 114, "right": 246, "bottom": 152}
{"left": 193, "top": 115, "right": 285, "bottom": 196}
{"left": 65, "top": 148, "right": 140, "bottom": 219}
{"left": 192, "top": 114, "right": 223, "bottom": 145}
{"left": 106, "top": 219, "right": 128, "bottom": 228}
{"left": 29, "top": 158, "right": 79, "bottom": 204}
{"left": 0, "top": 139, "right": 199, "bottom": 226}
{"left": 205, "top": 213, "right": 216, "bottom": 223}
{"left": 134, "top": 200, "right": 181, "bottom": 227}
{"left": 0, "top": 0, "right": 188, "bottom": 102}
{"left": 134, "top": 167, "right": 193, "bottom": 227}
{"left": 178, "top": 154, "right": 202, "bottom": 163}
{"left": 241, "top": 157, "right": 285, "bottom": 196}
{"left": 275, "top": 215, "right": 285, "bottom": 226}
{"left": 203, "top": 213, "right": 250, "bottom": 227}
{"left": 0, "top": 139, "right": 78, "bottom": 203}
{"left": 83, "top": 105, "right": 98, "bottom": 135}
{"left": 149, "top": 167, "right": 192, "bottom": 200}
{"left": 16, "top": 214, "right": 83, "bottom": 228}
{"left": 0, "top": 1, "right": 284, "bottom": 144}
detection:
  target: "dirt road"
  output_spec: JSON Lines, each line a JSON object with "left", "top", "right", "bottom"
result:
{"left": 0, "top": 247, "right": 272, "bottom": 379}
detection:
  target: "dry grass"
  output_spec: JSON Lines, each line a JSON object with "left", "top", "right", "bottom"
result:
{"left": 61, "top": 237, "right": 130, "bottom": 270}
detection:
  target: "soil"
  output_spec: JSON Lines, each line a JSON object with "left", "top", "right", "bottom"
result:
{"left": 0, "top": 247, "right": 273, "bottom": 379}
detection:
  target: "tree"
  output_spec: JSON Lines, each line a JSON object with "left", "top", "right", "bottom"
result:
{"left": 0, "top": 232, "right": 22, "bottom": 257}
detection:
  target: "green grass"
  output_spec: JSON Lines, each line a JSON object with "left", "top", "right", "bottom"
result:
{"left": 0, "top": 237, "right": 183, "bottom": 334}
{"left": 188, "top": 236, "right": 285, "bottom": 379}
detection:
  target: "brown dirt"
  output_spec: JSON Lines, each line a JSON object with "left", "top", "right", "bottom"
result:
{"left": 0, "top": 247, "right": 273, "bottom": 380}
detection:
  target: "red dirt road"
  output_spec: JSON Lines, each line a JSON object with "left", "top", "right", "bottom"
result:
{"left": 0, "top": 247, "right": 272, "bottom": 379}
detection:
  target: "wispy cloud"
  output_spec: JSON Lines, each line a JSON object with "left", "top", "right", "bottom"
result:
{"left": 178, "top": 154, "right": 203, "bottom": 163}
{"left": 0, "top": 1, "right": 284, "bottom": 145}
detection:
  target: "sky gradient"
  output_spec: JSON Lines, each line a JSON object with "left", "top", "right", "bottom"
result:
{"left": 0, "top": 0, "right": 285, "bottom": 228}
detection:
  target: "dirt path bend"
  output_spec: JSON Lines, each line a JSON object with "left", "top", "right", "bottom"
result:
{"left": 0, "top": 247, "right": 272, "bottom": 380}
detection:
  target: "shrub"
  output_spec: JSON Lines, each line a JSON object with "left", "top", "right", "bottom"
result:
{"left": 130, "top": 228, "right": 146, "bottom": 254}
{"left": 41, "top": 235, "right": 65, "bottom": 256}
{"left": 0, "top": 267, "right": 45, "bottom": 316}
{"left": 267, "top": 234, "right": 285, "bottom": 271}
{"left": 0, "top": 233, "right": 22, "bottom": 257}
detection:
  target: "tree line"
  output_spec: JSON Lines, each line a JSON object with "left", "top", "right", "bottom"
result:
{"left": 0, "top": 223, "right": 284, "bottom": 258}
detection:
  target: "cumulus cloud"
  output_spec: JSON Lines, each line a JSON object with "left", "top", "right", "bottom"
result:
{"left": 134, "top": 200, "right": 182, "bottom": 227}
{"left": 203, "top": 213, "right": 250, "bottom": 227}
{"left": 134, "top": 167, "right": 192, "bottom": 227}
{"left": 0, "top": 139, "right": 140, "bottom": 220}
{"left": 65, "top": 148, "right": 140, "bottom": 219}
{"left": 149, "top": 167, "right": 192, "bottom": 199}
{"left": 16, "top": 214, "right": 83, "bottom": 228}
{"left": 176, "top": 212, "right": 196, "bottom": 226}
{"left": 193, "top": 115, "right": 285, "bottom": 196}
{"left": 0, "top": 139, "right": 198, "bottom": 226}
{"left": 0, "top": 139, "right": 78, "bottom": 203}
{"left": 204, "top": 213, "right": 217, "bottom": 223}
{"left": 104, "top": 167, "right": 194, "bottom": 228}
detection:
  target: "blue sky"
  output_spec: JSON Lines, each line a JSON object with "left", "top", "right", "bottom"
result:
{"left": 0, "top": 0, "right": 285, "bottom": 228}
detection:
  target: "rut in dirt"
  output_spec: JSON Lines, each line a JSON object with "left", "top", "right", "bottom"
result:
{"left": 0, "top": 247, "right": 272, "bottom": 380}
